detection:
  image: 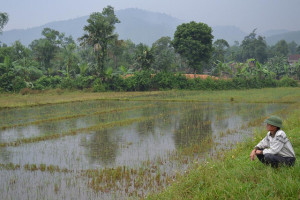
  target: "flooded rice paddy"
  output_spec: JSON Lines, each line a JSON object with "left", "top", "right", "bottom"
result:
{"left": 0, "top": 100, "right": 287, "bottom": 199}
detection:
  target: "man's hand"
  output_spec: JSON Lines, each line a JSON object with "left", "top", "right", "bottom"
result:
{"left": 256, "top": 150, "right": 263, "bottom": 155}
{"left": 250, "top": 149, "right": 256, "bottom": 161}
{"left": 250, "top": 149, "right": 263, "bottom": 161}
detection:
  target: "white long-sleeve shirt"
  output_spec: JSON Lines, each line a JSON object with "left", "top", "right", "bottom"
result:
{"left": 255, "top": 130, "right": 295, "bottom": 158}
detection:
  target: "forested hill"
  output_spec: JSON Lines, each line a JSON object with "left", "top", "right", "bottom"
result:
{"left": 1, "top": 8, "right": 299, "bottom": 46}
{"left": 0, "top": 8, "right": 246, "bottom": 46}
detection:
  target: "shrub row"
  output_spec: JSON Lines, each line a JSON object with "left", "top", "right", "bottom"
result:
{"left": 1, "top": 71, "right": 298, "bottom": 93}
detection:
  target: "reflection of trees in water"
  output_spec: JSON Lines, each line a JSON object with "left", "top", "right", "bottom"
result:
{"left": 233, "top": 104, "right": 266, "bottom": 121}
{"left": 38, "top": 121, "right": 64, "bottom": 135}
{"left": 174, "top": 107, "right": 212, "bottom": 149}
{"left": 137, "top": 102, "right": 174, "bottom": 136}
{"left": 0, "top": 134, "right": 10, "bottom": 162}
{"left": 84, "top": 129, "right": 119, "bottom": 166}
{"left": 137, "top": 120, "right": 155, "bottom": 135}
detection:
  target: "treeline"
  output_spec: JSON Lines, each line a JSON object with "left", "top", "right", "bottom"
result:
{"left": 0, "top": 7, "right": 299, "bottom": 93}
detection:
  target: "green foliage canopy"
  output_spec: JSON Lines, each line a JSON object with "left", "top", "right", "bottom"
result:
{"left": 173, "top": 21, "right": 213, "bottom": 74}
{"left": 240, "top": 29, "right": 268, "bottom": 63}
{"left": 152, "top": 36, "right": 177, "bottom": 72}
{"left": 0, "top": 12, "right": 9, "bottom": 34}
{"left": 79, "top": 6, "right": 120, "bottom": 76}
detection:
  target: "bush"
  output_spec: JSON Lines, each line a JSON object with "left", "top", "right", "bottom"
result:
{"left": 33, "top": 76, "right": 49, "bottom": 90}
{"left": 261, "top": 77, "right": 277, "bottom": 88}
{"left": 12, "top": 76, "right": 26, "bottom": 92}
{"left": 0, "top": 65, "right": 15, "bottom": 92}
{"left": 173, "top": 74, "right": 190, "bottom": 89}
{"left": 152, "top": 72, "right": 176, "bottom": 90}
{"left": 93, "top": 78, "right": 106, "bottom": 92}
{"left": 34, "top": 75, "right": 62, "bottom": 90}
{"left": 60, "top": 77, "right": 75, "bottom": 89}
{"left": 278, "top": 76, "right": 298, "bottom": 87}
{"left": 106, "top": 75, "right": 128, "bottom": 91}
{"left": 232, "top": 77, "right": 248, "bottom": 89}
{"left": 125, "top": 71, "right": 152, "bottom": 91}
{"left": 215, "top": 79, "right": 234, "bottom": 90}
{"left": 27, "top": 66, "right": 43, "bottom": 81}
{"left": 73, "top": 76, "right": 94, "bottom": 90}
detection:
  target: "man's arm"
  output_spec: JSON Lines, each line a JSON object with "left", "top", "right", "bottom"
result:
{"left": 250, "top": 147, "right": 261, "bottom": 161}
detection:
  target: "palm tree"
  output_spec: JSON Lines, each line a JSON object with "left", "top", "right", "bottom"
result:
{"left": 79, "top": 6, "right": 120, "bottom": 77}
{"left": 61, "top": 43, "right": 78, "bottom": 78}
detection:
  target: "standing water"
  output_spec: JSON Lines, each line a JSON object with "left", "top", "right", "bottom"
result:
{"left": 0, "top": 100, "right": 287, "bottom": 199}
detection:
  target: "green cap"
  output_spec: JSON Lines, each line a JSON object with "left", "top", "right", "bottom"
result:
{"left": 265, "top": 115, "right": 283, "bottom": 128}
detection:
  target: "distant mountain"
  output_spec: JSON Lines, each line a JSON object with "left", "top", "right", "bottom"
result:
{"left": 1, "top": 8, "right": 298, "bottom": 47}
{"left": 263, "top": 29, "right": 290, "bottom": 37}
{"left": 266, "top": 30, "right": 300, "bottom": 45}
{"left": 0, "top": 8, "right": 184, "bottom": 46}
{"left": 212, "top": 26, "right": 246, "bottom": 45}
{"left": 0, "top": 8, "right": 246, "bottom": 46}
{"left": 115, "top": 8, "right": 183, "bottom": 45}
{"left": 0, "top": 16, "right": 88, "bottom": 46}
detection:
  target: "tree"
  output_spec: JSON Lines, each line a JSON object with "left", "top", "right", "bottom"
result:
{"left": 30, "top": 28, "right": 61, "bottom": 73}
{"left": 107, "top": 39, "right": 125, "bottom": 69}
{"left": 266, "top": 56, "right": 289, "bottom": 79}
{"left": 119, "top": 39, "right": 136, "bottom": 69}
{"left": 227, "top": 41, "right": 242, "bottom": 62}
{"left": 151, "top": 36, "right": 176, "bottom": 72}
{"left": 0, "top": 12, "right": 9, "bottom": 34}
{"left": 273, "top": 40, "right": 289, "bottom": 57}
{"left": 297, "top": 45, "right": 300, "bottom": 54}
{"left": 134, "top": 43, "right": 154, "bottom": 70}
{"left": 11, "top": 41, "right": 31, "bottom": 61}
{"left": 212, "top": 39, "right": 229, "bottom": 63}
{"left": 79, "top": 6, "right": 120, "bottom": 76}
{"left": 172, "top": 21, "right": 213, "bottom": 74}
{"left": 288, "top": 41, "right": 298, "bottom": 55}
{"left": 56, "top": 43, "right": 79, "bottom": 78}
{"left": 240, "top": 29, "right": 268, "bottom": 63}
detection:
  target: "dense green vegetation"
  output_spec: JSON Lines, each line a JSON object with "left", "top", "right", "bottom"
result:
{"left": 0, "top": 8, "right": 299, "bottom": 93}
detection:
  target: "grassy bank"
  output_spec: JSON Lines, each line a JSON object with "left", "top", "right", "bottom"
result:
{"left": 148, "top": 104, "right": 300, "bottom": 199}
{"left": 0, "top": 90, "right": 162, "bottom": 109}
{"left": 1, "top": 87, "right": 300, "bottom": 109}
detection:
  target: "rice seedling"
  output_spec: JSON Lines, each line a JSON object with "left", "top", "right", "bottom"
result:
{"left": 1, "top": 88, "right": 298, "bottom": 200}
{"left": 0, "top": 104, "right": 154, "bottom": 130}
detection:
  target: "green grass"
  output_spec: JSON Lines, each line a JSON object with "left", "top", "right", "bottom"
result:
{"left": 1, "top": 88, "right": 300, "bottom": 109}
{"left": 148, "top": 104, "right": 300, "bottom": 200}
{"left": 0, "top": 90, "right": 163, "bottom": 109}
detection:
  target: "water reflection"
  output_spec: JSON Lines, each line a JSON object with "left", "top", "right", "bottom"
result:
{"left": 0, "top": 100, "right": 143, "bottom": 127}
{"left": 0, "top": 102, "right": 288, "bottom": 170}
{"left": 174, "top": 106, "right": 212, "bottom": 148}
{"left": 84, "top": 129, "right": 119, "bottom": 166}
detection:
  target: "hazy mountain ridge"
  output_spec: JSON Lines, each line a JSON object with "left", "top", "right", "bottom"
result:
{"left": 0, "top": 8, "right": 299, "bottom": 46}
{"left": 265, "top": 30, "right": 300, "bottom": 45}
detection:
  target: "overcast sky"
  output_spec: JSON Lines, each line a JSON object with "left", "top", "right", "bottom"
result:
{"left": 2, "top": 0, "right": 300, "bottom": 33}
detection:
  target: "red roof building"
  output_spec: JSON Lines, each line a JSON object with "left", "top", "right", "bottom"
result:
{"left": 288, "top": 54, "right": 300, "bottom": 65}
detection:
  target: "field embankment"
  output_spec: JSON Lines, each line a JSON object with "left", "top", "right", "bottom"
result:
{"left": 1, "top": 87, "right": 299, "bottom": 109}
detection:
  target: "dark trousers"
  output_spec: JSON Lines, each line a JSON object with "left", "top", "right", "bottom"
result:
{"left": 257, "top": 153, "right": 296, "bottom": 168}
